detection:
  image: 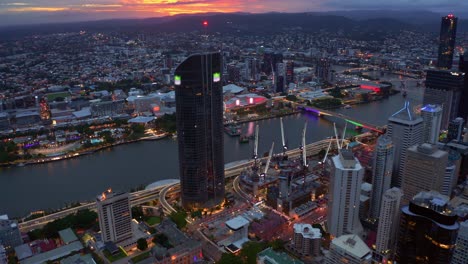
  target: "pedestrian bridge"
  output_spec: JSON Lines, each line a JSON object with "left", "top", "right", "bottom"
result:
{"left": 298, "top": 105, "right": 385, "bottom": 134}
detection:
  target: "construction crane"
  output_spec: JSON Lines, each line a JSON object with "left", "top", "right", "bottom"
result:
{"left": 340, "top": 122, "right": 347, "bottom": 149}
{"left": 252, "top": 123, "right": 260, "bottom": 171}
{"left": 280, "top": 117, "right": 288, "bottom": 158}
{"left": 301, "top": 122, "right": 308, "bottom": 169}
{"left": 260, "top": 142, "right": 275, "bottom": 181}
{"left": 321, "top": 122, "right": 342, "bottom": 164}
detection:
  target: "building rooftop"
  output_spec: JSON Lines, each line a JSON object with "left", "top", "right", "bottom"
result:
{"left": 226, "top": 216, "right": 250, "bottom": 231}
{"left": 257, "top": 247, "right": 304, "bottom": 264}
{"left": 293, "top": 223, "right": 322, "bottom": 239}
{"left": 14, "top": 244, "right": 33, "bottom": 260}
{"left": 331, "top": 234, "right": 371, "bottom": 260}
{"left": 22, "top": 241, "right": 84, "bottom": 264}
{"left": 58, "top": 228, "right": 78, "bottom": 244}
{"left": 60, "top": 254, "right": 96, "bottom": 264}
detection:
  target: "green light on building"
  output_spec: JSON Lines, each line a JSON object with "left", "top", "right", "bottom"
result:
{"left": 175, "top": 75, "right": 181, "bottom": 85}
{"left": 213, "top": 72, "right": 221, "bottom": 82}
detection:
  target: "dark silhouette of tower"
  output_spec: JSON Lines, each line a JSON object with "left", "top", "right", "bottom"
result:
{"left": 437, "top": 14, "right": 458, "bottom": 69}
{"left": 458, "top": 51, "right": 468, "bottom": 120}
{"left": 174, "top": 52, "right": 225, "bottom": 209}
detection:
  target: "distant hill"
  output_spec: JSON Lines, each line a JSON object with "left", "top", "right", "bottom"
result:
{"left": 0, "top": 11, "right": 467, "bottom": 41}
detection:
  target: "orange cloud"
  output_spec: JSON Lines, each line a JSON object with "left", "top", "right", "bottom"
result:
{"left": 1, "top": 0, "right": 271, "bottom": 17}
{"left": 7, "top": 7, "right": 69, "bottom": 12}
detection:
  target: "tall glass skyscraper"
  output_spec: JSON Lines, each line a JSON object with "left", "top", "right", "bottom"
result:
{"left": 174, "top": 52, "right": 225, "bottom": 209}
{"left": 437, "top": 14, "right": 457, "bottom": 69}
{"left": 395, "top": 191, "right": 459, "bottom": 264}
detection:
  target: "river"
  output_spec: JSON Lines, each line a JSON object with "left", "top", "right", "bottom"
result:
{"left": 0, "top": 72, "right": 424, "bottom": 217}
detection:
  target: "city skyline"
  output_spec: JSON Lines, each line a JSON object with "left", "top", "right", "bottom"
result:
{"left": 1, "top": 0, "right": 468, "bottom": 26}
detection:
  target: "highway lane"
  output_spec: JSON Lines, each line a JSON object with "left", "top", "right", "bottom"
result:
{"left": 19, "top": 184, "right": 172, "bottom": 232}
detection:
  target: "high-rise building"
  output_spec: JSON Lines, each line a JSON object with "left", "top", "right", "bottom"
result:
{"left": 437, "top": 14, "right": 458, "bottom": 69}
{"left": 292, "top": 223, "right": 322, "bottom": 256}
{"left": 370, "top": 136, "right": 394, "bottom": 220}
{"left": 442, "top": 150, "right": 460, "bottom": 197}
{"left": 326, "top": 234, "right": 372, "bottom": 264}
{"left": 262, "top": 51, "right": 283, "bottom": 75}
{"left": 459, "top": 51, "right": 468, "bottom": 120}
{"left": 175, "top": 53, "right": 225, "bottom": 209}
{"left": 327, "top": 150, "right": 364, "bottom": 238}
{"left": 245, "top": 58, "right": 260, "bottom": 81}
{"left": 0, "top": 245, "right": 6, "bottom": 264}
{"left": 401, "top": 143, "right": 448, "bottom": 204}
{"left": 275, "top": 62, "right": 286, "bottom": 93}
{"left": 96, "top": 190, "right": 132, "bottom": 243}
{"left": 387, "top": 102, "right": 423, "bottom": 188}
{"left": 452, "top": 220, "right": 468, "bottom": 264}
{"left": 421, "top": 104, "right": 443, "bottom": 144}
{"left": 285, "top": 60, "right": 294, "bottom": 85}
{"left": 395, "top": 191, "right": 459, "bottom": 263}
{"left": 315, "top": 58, "right": 331, "bottom": 83}
{"left": 447, "top": 117, "right": 465, "bottom": 142}
{"left": 0, "top": 215, "right": 22, "bottom": 251}
{"left": 423, "top": 69, "right": 465, "bottom": 129}
{"left": 374, "top": 188, "right": 402, "bottom": 263}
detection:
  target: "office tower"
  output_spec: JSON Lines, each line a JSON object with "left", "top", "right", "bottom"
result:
{"left": 452, "top": 220, "right": 468, "bottom": 264}
{"left": 447, "top": 117, "right": 465, "bottom": 142}
{"left": 401, "top": 143, "right": 448, "bottom": 204}
{"left": 245, "top": 58, "right": 260, "bottom": 81}
{"left": 370, "top": 136, "right": 394, "bottom": 220}
{"left": 374, "top": 188, "right": 402, "bottom": 263}
{"left": 423, "top": 69, "right": 465, "bottom": 129}
{"left": 459, "top": 51, "right": 468, "bottom": 120}
{"left": 0, "top": 245, "right": 6, "bottom": 264}
{"left": 327, "top": 150, "right": 364, "bottom": 238}
{"left": 395, "top": 191, "right": 459, "bottom": 264}
{"left": 227, "top": 64, "right": 241, "bottom": 83}
{"left": 437, "top": 14, "right": 457, "bottom": 69}
{"left": 96, "top": 190, "right": 132, "bottom": 243}
{"left": 442, "top": 150, "right": 460, "bottom": 197}
{"left": 285, "top": 60, "right": 294, "bottom": 85}
{"left": 292, "top": 223, "right": 322, "bottom": 256}
{"left": 315, "top": 58, "right": 331, "bottom": 83}
{"left": 175, "top": 53, "right": 225, "bottom": 209}
{"left": 387, "top": 102, "right": 423, "bottom": 188}
{"left": 262, "top": 52, "right": 283, "bottom": 75}
{"left": 421, "top": 104, "right": 443, "bottom": 144}
{"left": 326, "top": 234, "right": 372, "bottom": 264}
{"left": 0, "top": 215, "right": 22, "bottom": 251}
{"left": 275, "top": 62, "right": 286, "bottom": 93}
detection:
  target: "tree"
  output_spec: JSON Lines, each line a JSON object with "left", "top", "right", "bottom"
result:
{"left": 137, "top": 238, "right": 148, "bottom": 251}
{"left": 169, "top": 211, "right": 187, "bottom": 229}
{"left": 217, "top": 253, "right": 244, "bottom": 264}
{"left": 269, "top": 239, "right": 285, "bottom": 251}
{"left": 240, "top": 241, "right": 268, "bottom": 264}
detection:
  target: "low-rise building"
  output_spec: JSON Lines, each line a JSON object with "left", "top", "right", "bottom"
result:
{"left": 326, "top": 235, "right": 372, "bottom": 264}
{"left": 292, "top": 223, "right": 321, "bottom": 256}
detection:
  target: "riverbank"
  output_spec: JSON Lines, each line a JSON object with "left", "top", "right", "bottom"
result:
{"left": 2, "top": 133, "right": 168, "bottom": 168}
{"left": 228, "top": 110, "right": 300, "bottom": 126}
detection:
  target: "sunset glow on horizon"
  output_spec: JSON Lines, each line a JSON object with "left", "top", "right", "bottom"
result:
{"left": 0, "top": 0, "right": 466, "bottom": 26}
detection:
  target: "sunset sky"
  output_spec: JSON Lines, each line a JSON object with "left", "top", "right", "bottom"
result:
{"left": 1, "top": 0, "right": 467, "bottom": 26}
